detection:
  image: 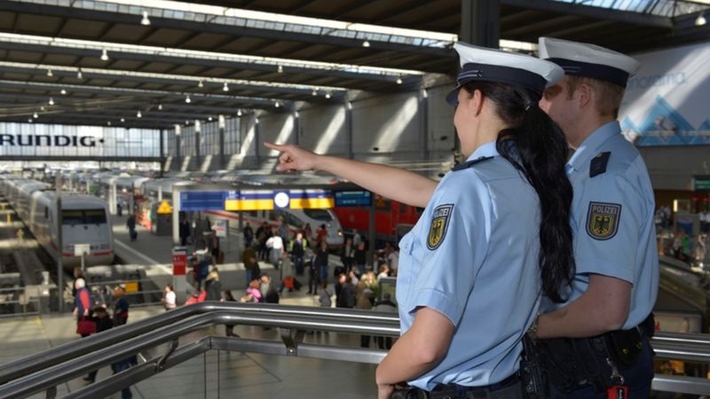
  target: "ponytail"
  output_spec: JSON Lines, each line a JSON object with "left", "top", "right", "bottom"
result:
{"left": 462, "top": 82, "right": 575, "bottom": 302}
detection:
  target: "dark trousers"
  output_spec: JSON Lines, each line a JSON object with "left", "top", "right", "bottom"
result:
{"left": 112, "top": 361, "right": 133, "bottom": 399}
{"left": 307, "top": 269, "right": 319, "bottom": 294}
{"left": 549, "top": 336, "right": 654, "bottom": 399}
{"left": 293, "top": 255, "right": 304, "bottom": 276}
{"left": 397, "top": 378, "right": 523, "bottom": 399}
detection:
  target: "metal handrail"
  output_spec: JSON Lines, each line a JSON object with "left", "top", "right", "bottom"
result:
{"left": 0, "top": 303, "right": 708, "bottom": 398}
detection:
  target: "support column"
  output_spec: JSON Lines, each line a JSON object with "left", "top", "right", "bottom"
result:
{"left": 346, "top": 101, "right": 354, "bottom": 159}
{"left": 293, "top": 111, "right": 300, "bottom": 145}
{"left": 254, "top": 115, "right": 261, "bottom": 165}
{"left": 460, "top": 0, "right": 500, "bottom": 47}
{"left": 174, "top": 124, "right": 182, "bottom": 172}
{"left": 218, "top": 115, "right": 226, "bottom": 169}
{"left": 159, "top": 128, "right": 165, "bottom": 176}
{"left": 194, "top": 120, "right": 201, "bottom": 170}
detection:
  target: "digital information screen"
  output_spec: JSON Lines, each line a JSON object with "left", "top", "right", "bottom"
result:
{"left": 333, "top": 190, "right": 372, "bottom": 207}
{"left": 179, "top": 191, "right": 226, "bottom": 211}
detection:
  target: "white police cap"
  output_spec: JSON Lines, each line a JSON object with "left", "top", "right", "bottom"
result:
{"left": 538, "top": 37, "right": 641, "bottom": 87}
{"left": 447, "top": 41, "right": 563, "bottom": 105}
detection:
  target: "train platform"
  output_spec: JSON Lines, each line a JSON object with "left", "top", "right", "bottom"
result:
{"left": 0, "top": 213, "right": 378, "bottom": 398}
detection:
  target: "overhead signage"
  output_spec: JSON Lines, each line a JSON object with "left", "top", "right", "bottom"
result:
{"left": 693, "top": 176, "right": 710, "bottom": 191}
{"left": 334, "top": 190, "right": 372, "bottom": 207}
{"left": 179, "top": 191, "right": 227, "bottom": 211}
{"left": 0, "top": 134, "right": 103, "bottom": 147}
{"left": 179, "top": 189, "right": 335, "bottom": 211}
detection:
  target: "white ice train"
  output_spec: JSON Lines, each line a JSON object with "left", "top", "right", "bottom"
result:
{"left": 0, "top": 177, "right": 115, "bottom": 268}
{"left": 138, "top": 177, "right": 344, "bottom": 247}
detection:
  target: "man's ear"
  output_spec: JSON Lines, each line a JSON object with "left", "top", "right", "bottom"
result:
{"left": 576, "top": 83, "right": 593, "bottom": 109}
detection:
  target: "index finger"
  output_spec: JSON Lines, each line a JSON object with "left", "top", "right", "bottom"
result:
{"left": 264, "top": 142, "right": 284, "bottom": 151}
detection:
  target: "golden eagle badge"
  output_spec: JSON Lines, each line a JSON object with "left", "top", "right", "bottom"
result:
{"left": 427, "top": 204, "right": 453, "bottom": 250}
{"left": 586, "top": 202, "right": 621, "bottom": 240}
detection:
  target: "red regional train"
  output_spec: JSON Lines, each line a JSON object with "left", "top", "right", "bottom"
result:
{"left": 333, "top": 195, "right": 422, "bottom": 244}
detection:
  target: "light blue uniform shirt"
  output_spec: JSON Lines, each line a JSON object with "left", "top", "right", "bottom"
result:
{"left": 545, "top": 121, "right": 659, "bottom": 329}
{"left": 397, "top": 142, "right": 541, "bottom": 391}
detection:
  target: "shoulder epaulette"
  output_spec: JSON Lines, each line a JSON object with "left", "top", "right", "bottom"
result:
{"left": 451, "top": 156, "right": 494, "bottom": 172}
{"left": 589, "top": 152, "right": 611, "bottom": 178}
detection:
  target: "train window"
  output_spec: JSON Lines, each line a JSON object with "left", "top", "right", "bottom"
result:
{"left": 303, "top": 209, "right": 332, "bottom": 222}
{"left": 44, "top": 207, "right": 48, "bottom": 219}
{"left": 84, "top": 210, "right": 107, "bottom": 224}
{"left": 62, "top": 210, "right": 83, "bottom": 225}
{"left": 61, "top": 209, "right": 107, "bottom": 225}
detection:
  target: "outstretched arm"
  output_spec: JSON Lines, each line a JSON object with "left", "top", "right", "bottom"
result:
{"left": 264, "top": 142, "right": 437, "bottom": 208}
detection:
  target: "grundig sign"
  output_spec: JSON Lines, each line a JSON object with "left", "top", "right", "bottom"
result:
{"left": 0, "top": 134, "right": 104, "bottom": 147}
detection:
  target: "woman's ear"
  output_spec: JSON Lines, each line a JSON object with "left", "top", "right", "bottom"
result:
{"left": 471, "top": 89, "right": 485, "bottom": 117}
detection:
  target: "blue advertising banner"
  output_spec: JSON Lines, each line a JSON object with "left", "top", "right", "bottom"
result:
{"left": 620, "top": 42, "right": 710, "bottom": 146}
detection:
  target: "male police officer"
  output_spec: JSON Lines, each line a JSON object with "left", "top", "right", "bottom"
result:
{"left": 532, "top": 37, "right": 659, "bottom": 398}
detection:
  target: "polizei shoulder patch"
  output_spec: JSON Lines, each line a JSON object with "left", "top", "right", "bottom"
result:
{"left": 586, "top": 201, "right": 621, "bottom": 240}
{"left": 427, "top": 204, "right": 454, "bottom": 250}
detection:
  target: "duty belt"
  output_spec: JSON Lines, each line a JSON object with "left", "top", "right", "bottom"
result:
{"left": 393, "top": 374, "right": 521, "bottom": 399}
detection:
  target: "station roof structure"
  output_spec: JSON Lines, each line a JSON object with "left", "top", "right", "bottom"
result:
{"left": 0, "top": 0, "right": 708, "bottom": 130}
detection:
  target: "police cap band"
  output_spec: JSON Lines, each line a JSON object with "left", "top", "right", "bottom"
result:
{"left": 446, "top": 41, "right": 564, "bottom": 105}
{"left": 538, "top": 36, "right": 641, "bottom": 87}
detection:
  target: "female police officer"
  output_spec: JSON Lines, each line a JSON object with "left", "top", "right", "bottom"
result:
{"left": 264, "top": 41, "right": 575, "bottom": 399}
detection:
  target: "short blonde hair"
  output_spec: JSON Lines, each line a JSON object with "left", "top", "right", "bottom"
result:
{"left": 564, "top": 76, "right": 624, "bottom": 119}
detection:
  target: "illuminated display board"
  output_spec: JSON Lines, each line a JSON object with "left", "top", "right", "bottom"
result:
{"left": 180, "top": 189, "right": 334, "bottom": 211}
{"left": 333, "top": 190, "right": 372, "bottom": 207}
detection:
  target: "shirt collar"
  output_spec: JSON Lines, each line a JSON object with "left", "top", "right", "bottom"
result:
{"left": 467, "top": 141, "right": 499, "bottom": 162}
{"left": 567, "top": 121, "right": 620, "bottom": 175}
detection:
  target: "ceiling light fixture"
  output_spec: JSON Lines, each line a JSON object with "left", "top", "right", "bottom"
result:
{"left": 33, "top": 111, "right": 38, "bottom": 118}
{"left": 185, "top": 95, "right": 191, "bottom": 103}
{"left": 208, "top": 116, "right": 213, "bottom": 121}
{"left": 100, "top": 49, "right": 109, "bottom": 61}
{"left": 237, "top": 109, "right": 242, "bottom": 116}
{"left": 274, "top": 101, "right": 280, "bottom": 108}
{"left": 277, "top": 65, "right": 283, "bottom": 73}
{"left": 46, "top": 68, "right": 53, "bottom": 77}
{"left": 396, "top": 76, "right": 403, "bottom": 85}
{"left": 136, "top": 110, "right": 142, "bottom": 118}
{"left": 197, "top": 80, "right": 204, "bottom": 88}
{"left": 28, "top": 119, "right": 32, "bottom": 123}
{"left": 362, "top": 40, "right": 371, "bottom": 48}
{"left": 223, "top": 82, "right": 229, "bottom": 92}
{"left": 325, "top": 92, "right": 331, "bottom": 99}
{"left": 60, "top": 89, "right": 67, "bottom": 95}
{"left": 158, "top": 103, "right": 163, "bottom": 110}
{"left": 107, "top": 121, "right": 112, "bottom": 126}
{"left": 48, "top": 97, "right": 54, "bottom": 105}
{"left": 76, "top": 69, "right": 83, "bottom": 79}
{"left": 120, "top": 118, "right": 125, "bottom": 122}
{"left": 141, "top": 11, "right": 151, "bottom": 26}
{"left": 40, "top": 106, "right": 45, "bottom": 111}
{"left": 696, "top": 12, "right": 707, "bottom": 26}
{"left": 311, "top": 89, "right": 317, "bottom": 96}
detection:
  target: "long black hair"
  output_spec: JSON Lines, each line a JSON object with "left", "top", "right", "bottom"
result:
{"left": 463, "top": 82, "right": 575, "bottom": 303}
